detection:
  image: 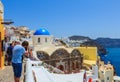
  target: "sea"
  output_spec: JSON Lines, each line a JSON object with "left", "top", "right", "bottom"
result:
{"left": 102, "top": 48, "right": 120, "bottom": 76}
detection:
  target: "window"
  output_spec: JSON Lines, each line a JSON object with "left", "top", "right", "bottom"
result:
{"left": 38, "top": 38, "right": 40, "bottom": 43}
{"left": 45, "top": 38, "right": 47, "bottom": 43}
{"left": 37, "top": 52, "right": 44, "bottom": 58}
{"left": 58, "top": 51, "right": 63, "bottom": 55}
{"left": 107, "top": 77, "right": 109, "bottom": 80}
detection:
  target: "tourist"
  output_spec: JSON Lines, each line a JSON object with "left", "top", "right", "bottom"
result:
{"left": 29, "top": 46, "right": 39, "bottom": 61}
{"left": 7, "top": 42, "right": 14, "bottom": 65}
{"left": 4, "top": 40, "right": 9, "bottom": 65}
{"left": 12, "top": 41, "right": 29, "bottom": 82}
{"left": 29, "top": 47, "right": 34, "bottom": 60}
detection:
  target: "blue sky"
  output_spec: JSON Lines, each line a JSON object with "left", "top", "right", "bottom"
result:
{"left": 2, "top": 0, "right": 120, "bottom": 39}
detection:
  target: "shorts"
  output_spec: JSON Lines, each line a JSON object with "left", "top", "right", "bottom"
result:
{"left": 12, "top": 63, "right": 22, "bottom": 78}
{"left": 8, "top": 55, "right": 12, "bottom": 62}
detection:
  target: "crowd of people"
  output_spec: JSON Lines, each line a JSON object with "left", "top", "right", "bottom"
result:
{"left": 4, "top": 40, "right": 38, "bottom": 82}
{"left": 5, "top": 40, "right": 37, "bottom": 65}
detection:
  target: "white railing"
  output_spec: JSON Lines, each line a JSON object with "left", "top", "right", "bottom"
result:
{"left": 114, "top": 76, "right": 120, "bottom": 82}
{"left": 25, "top": 59, "right": 35, "bottom": 82}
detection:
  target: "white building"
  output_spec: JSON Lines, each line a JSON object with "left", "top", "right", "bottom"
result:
{"left": 99, "top": 62, "right": 114, "bottom": 82}
{"left": 32, "top": 28, "right": 53, "bottom": 46}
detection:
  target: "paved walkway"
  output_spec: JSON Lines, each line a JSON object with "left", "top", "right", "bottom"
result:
{"left": 0, "top": 66, "right": 14, "bottom": 82}
{"left": 0, "top": 65, "right": 24, "bottom": 82}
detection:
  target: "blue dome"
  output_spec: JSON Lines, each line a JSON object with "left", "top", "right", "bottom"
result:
{"left": 34, "top": 28, "right": 50, "bottom": 35}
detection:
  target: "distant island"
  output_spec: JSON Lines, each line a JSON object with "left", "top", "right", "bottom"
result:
{"left": 68, "top": 35, "right": 120, "bottom": 55}
{"left": 95, "top": 38, "right": 120, "bottom": 48}
{"left": 69, "top": 35, "right": 120, "bottom": 48}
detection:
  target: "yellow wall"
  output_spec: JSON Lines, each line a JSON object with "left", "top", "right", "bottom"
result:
{"left": 0, "top": 15, "right": 5, "bottom": 69}
{"left": 77, "top": 47, "right": 97, "bottom": 61}
{"left": 76, "top": 47, "right": 98, "bottom": 67}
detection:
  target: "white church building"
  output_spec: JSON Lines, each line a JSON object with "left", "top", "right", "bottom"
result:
{"left": 32, "top": 28, "right": 53, "bottom": 46}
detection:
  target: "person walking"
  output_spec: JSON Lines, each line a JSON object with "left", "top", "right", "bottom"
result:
{"left": 12, "top": 41, "right": 29, "bottom": 82}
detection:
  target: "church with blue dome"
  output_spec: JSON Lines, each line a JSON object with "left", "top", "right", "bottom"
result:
{"left": 33, "top": 28, "right": 53, "bottom": 46}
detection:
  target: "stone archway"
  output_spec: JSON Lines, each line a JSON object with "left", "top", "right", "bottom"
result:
{"left": 71, "top": 49, "right": 83, "bottom": 72}
{"left": 36, "top": 51, "right": 49, "bottom": 63}
{"left": 50, "top": 48, "right": 70, "bottom": 71}
{"left": 51, "top": 48, "right": 70, "bottom": 59}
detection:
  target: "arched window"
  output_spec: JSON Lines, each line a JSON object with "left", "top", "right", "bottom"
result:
{"left": 37, "top": 51, "right": 49, "bottom": 60}
{"left": 38, "top": 38, "right": 40, "bottom": 43}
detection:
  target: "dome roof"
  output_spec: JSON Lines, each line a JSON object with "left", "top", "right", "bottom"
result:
{"left": 34, "top": 28, "right": 50, "bottom": 35}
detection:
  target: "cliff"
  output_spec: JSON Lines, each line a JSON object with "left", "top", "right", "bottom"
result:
{"left": 95, "top": 38, "right": 120, "bottom": 48}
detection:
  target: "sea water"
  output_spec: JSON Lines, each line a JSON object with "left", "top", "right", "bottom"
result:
{"left": 105, "top": 48, "right": 120, "bottom": 76}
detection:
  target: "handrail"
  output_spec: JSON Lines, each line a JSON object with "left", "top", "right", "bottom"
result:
{"left": 25, "top": 59, "right": 35, "bottom": 82}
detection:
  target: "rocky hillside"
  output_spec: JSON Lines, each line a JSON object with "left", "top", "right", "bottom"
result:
{"left": 95, "top": 38, "right": 120, "bottom": 48}
{"left": 68, "top": 35, "right": 107, "bottom": 55}
{"left": 69, "top": 35, "right": 91, "bottom": 41}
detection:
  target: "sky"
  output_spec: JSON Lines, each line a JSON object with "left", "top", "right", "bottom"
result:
{"left": 2, "top": 0, "right": 120, "bottom": 39}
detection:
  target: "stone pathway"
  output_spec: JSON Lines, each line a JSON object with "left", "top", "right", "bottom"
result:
{"left": 0, "top": 66, "right": 14, "bottom": 82}
{"left": 0, "top": 65, "right": 24, "bottom": 82}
